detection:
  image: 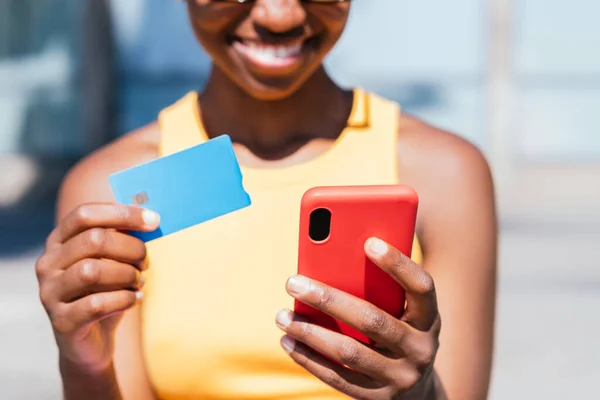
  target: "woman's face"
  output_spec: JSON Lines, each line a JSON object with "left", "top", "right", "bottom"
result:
{"left": 187, "top": 0, "right": 351, "bottom": 101}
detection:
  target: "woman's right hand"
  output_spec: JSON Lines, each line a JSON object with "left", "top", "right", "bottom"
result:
{"left": 35, "top": 203, "right": 160, "bottom": 374}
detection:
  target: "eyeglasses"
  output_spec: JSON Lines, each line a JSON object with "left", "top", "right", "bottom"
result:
{"left": 213, "top": 0, "right": 350, "bottom": 3}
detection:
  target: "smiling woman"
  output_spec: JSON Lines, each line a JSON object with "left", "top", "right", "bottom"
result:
{"left": 35, "top": 1, "right": 496, "bottom": 400}
{"left": 187, "top": 0, "right": 351, "bottom": 100}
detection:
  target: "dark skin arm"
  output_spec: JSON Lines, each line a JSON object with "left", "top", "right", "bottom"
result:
{"left": 276, "top": 115, "right": 496, "bottom": 400}
{"left": 60, "top": 358, "right": 122, "bottom": 400}
{"left": 398, "top": 116, "right": 496, "bottom": 400}
{"left": 37, "top": 126, "right": 160, "bottom": 400}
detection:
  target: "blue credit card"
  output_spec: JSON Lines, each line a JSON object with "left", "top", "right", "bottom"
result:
{"left": 109, "top": 135, "right": 251, "bottom": 242}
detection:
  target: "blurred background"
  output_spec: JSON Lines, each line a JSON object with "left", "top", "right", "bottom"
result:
{"left": 1, "top": 0, "right": 599, "bottom": 398}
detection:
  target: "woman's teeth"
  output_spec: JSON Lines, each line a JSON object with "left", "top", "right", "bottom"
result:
{"left": 234, "top": 41, "right": 304, "bottom": 67}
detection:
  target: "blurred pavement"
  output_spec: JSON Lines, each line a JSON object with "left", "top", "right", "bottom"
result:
{"left": 1, "top": 220, "right": 599, "bottom": 399}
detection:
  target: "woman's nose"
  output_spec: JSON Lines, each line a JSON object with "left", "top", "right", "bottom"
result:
{"left": 252, "top": 0, "right": 307, "bottom": 35}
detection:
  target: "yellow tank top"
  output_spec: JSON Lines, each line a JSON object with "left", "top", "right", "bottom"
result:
{"left": 142, "top": 89, "right": 423, "bottom": 399}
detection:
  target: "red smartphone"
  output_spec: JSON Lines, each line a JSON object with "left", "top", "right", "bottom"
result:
{"left": 295, "top": 185, "right": 418, "bottom": 345}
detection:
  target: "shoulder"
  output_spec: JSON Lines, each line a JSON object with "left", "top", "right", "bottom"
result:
{"left": 56, "top": 122, "right": 161, "bottom": 220}
{"left": 395, "top": 113, "right": 495, "bottom": 240}
{"left": 396, "top": 114, "right": 492, "bottom": 186}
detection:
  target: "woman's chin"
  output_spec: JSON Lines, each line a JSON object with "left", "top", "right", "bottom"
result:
{"left": 238, "top": 75, "right": 308, "bottom": 102}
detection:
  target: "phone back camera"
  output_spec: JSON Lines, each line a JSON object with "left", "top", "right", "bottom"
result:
{"left": 309, "top": 208, "right": 331, "bottom": 242}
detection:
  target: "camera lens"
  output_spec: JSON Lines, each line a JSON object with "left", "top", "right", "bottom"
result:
{"left": 309, "top": 208, "right": 331, "bottom": 242}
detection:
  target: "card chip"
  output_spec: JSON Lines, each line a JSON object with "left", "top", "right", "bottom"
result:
{"left": 133, "top": 192, "right": 149, "bottom": 205}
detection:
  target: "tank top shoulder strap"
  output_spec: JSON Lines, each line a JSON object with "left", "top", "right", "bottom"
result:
{"left": 157, "top": 92, "right": 205, "bottom": 157}
{"left": 342, "top": 88, "right": 401, "bottom": 179}
{"left": 364, "top": 88, "right": 401, "bottom": 147}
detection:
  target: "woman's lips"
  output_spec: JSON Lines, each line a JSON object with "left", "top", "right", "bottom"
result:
{"left": 232, "top": 39, "right": 310, "bottom": 72}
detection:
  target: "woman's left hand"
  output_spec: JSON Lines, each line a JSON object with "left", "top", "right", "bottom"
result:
{"left": 276, "top": 238, "right": 442, "bottom": 400}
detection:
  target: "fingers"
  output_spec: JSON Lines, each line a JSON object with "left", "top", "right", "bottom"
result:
{"left": 279, "top": 335, "right": 387, "bottom": 399}
{"left": 277, "top": 308, "right": 439, "bottom": 397}
{"left": 47, "top": 203, "right": 160, "bottom": 249}
{"left": 50, "top": 290, "right": 139, "bottom": 335}
{"left": 55, "top": 259, "right": 144, "bottom": 302}
{"left": 276, "top": 309, "right": 391, "bottom": 381}
{"left": 365, "top": 238, "right": 438, "bottom": 331}
{"left": 286, "top": 275, "right": 411, "bottom": 351}
{"left": 43, "top": 229, "right": 148, "bottom": 272}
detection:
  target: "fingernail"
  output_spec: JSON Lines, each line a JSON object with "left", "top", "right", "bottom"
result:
{"left": 276, "top": 309, "right": 293, "bottom": 329}
{"left": 142, "top": 210, "right": 160, "bottom": 228}
{"left": 287, "top": 275, "right": 310, "bottom": 296}
{"left": 139, "top": 273, "right": 146, "bottom": 289}
{"left": 281, "top": 336, "right": 296, "bottom": 354}
{"left": 135, "top": 291, "right": 144, "bottom": 303}
{"left": 367, "top": 238, "right": 388, "bottom": 256}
